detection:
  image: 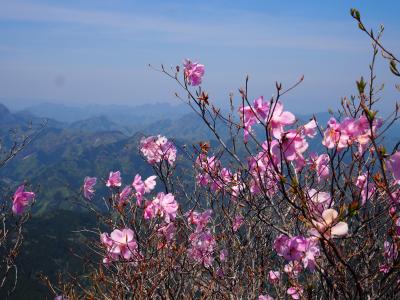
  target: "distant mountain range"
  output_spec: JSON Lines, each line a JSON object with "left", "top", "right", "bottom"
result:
{"left": 1, "top": 101, "right": 399, "bottom": 299}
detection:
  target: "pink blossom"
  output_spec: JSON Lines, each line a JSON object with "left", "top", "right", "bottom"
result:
{"left": 273, "top": 130, "right": 308, "bottom": 168}
{"left": 83, "top": 176, "right": 97, "bottom": 200}
{"left": 386, "top": 151, "right": 400, "bottom": 184}
{"left": 132, "top": 174, "right": 157, "bottom": 205}
{"left": 187, "top": 209, "right": 212, "bottom": 232}
{"left": 309, "top": 208, "right": 348, "bottom": 239}
{"left": 269, "top": 101, "right": 296, "bottom": 139}
{"left": 106, "top": 171, "right": 121, "bottom": 187}
{"left": 355, "top": 173, "right": 375, "bottom": 205}
{"left": 144, "top": 192, "right": 178, "bottom": 223}
{"left": 303, "top": 119, "right": 317, "bottom": 138}
{"left": 302, "top": 238, "right": 320, "bottom": 271}
{"left": 309, "top": 153, "right": 330, "bottom": 182}
{"left": 253, "top": 96, "right": 270, "bottom": 120}
{"left": 100, "top": 228, "right": 141, "bottom": 263}
{"left": 157, "top": 222, "right": 176, "bottom": 244}
{"left": 380, "top": 240, "right": 398, "bottom": 273}
{"left": 219, "top": 249, "right": 228, "bottom": 262}
{"left": 268, "top": 270, "right": 280, "bottom": 284}
{"left": 322, "top": 118, "right": 350, "bottom": 150}
{"left": 274, "top": 235, "right": 320, "bottom": 271}
{"left": 119, "top": 186, "right": 132, "bottom": 205}
{"left": 232, "top": 215, "right": 244, "bottom": 232}
{"left": 307, "top": 189, "right": 332, "bottom": 215}
{"left": 287, "top": 286, "right": 303, "bottom": 300}
{"left": 183, "top": 59, "right": 205, "bottom": 86}
{"left": 12, "top": 185, "right": 35, "bottom": 215}
{"left": 284, "top": 261, "right": 303, "bottom": 277}
{"left": 140, "top": 135, "right": 177, "bottom": 165}
{"left": 188, "top": 230, "right": 216, "bottom": 267}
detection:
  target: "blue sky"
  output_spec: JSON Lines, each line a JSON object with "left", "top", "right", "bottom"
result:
{"left": 0, "top": 0, "right": 399, "bottom": 114}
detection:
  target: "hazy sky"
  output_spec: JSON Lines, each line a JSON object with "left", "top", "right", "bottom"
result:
{"left": 0, "top": 0, "right": 399, "bottom": 114}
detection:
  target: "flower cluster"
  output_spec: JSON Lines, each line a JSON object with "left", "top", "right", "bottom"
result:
{"left": 140, "top": 135, "right": 177, "bottom": 165}
{"left": 274, "top": 235, "right": 320, "bottom": 272}
{"left": 322, "top": 116, "right": 381, "bottom": 152}
{"left": 187, "top": 209, "right": 216, "bottom": 267}
{"left": 144, "top": 192, "right": 179, "bottom": 223}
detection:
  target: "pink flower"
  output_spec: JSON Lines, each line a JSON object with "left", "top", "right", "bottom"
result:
{"left": 140, "top": 135, "right": 177, "bottom": 165}
{"left": 380, "top": 240, "right": 398, "bottom": 273}
{"left": 253, "top": 96, "right": 270, "bottom": 120}
{"left": 273, "top": 130, "right": 308, "bottom": 168}
{"left": 157, "top": 222, "right": 176, "bottom": 244}
{"left": 309, "top": 208, "right": 348, "bottom": 239}
{"left": 183, "top": 59, "right": 205, "bottom": 86}
{"left": 386, "top": 151, "right": 400, "bottom": 184}
{"left": 322, "top": 118, "right": 349, "bottom": 150}
{"left": 238, "top": 96, "right": 270, "bottom": 142}
{"left": 269, "top": 101, "right": 296, "bottom": 139}
{"left": 106, "top": 171, "right": 121, "bottom": 187}
{"left": 355, "top": 173, "right": 376, "bottom": 205}
{"left": 132, "top": 174, "right": 157, "bottom": 205}
{"left": 307, "top": 189, "right": 332, "bottom": 215}
{"left": 12, "top": 185, "right": 35, "bottom": 215}
{"left": 287, "top": 286, "right": 303, "bottom": 300}
{"left": 119, "top": 186, "right": 132, "bottom": 205}
{"left": 83, "top": 176, "right": 97, "bottom": 200}
{"left": 232, "top": 215, "right": 244, "bottom": 232}
{"left": 144, "top": 192, "right": 178, "bottom": 223}
{"left": 268, "top": 270, "right": 280, "bottom": 284}
{"left": 309, "top": 153, "right": 330, "bottom": 182}
{"left": 219, "top": 249, "right": 228, "bottom": 262}
{"left": 100, "top": 228, "right": 141, "bottom": 263}
{"left": 188, "top": 230, "right": 216, "bottom": 267}
{"left": 187, "top": 209, "right": 212, "bottom": 232}
{"left": 303, "top": 119, "right": 317, "bottom": 138}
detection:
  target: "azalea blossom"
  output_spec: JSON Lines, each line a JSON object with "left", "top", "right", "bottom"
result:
{"left": 187, "top": 209, "right": 212, "bottom": 232}
{"left": 12, "top": 184, "right": 35, "bottom": 215}
{"left": 303, "top": 119, "right": 317, "bottom": 138}
{"left": 232, "top": 215, "right": 244, "bottom": 232}
{"left": 307, "top": 189, "right": 332, "bottom": 215}
{"left": 100, "top": 228, "right": 141, "bottom": 263}
{"left": 144, "top": 192, "right": 178, "bottom": 223}
{"left": 309, "top": 208, "right": 348, "bottom": 239}
{"left": 132, "top": 174, "right": 157, "bottom": 205}
{"left": 119, "top": 185, "right": 132, "bottom": 205}
{"left": 157, "top": 222, "right": 176, "bottom": 244}
{"left": 183, "top": 59, "right": 205, "bottom": 86}
{"left": 268, "top": 270, "right": 280, "bottom": 284}
{"left": 386, "top": 151, "right": 400, "bottom": 184}
{"left": 238, "top": 96, "right": 270, "bottom": 142}
{"left": 269, "top": 101, "right": 296, "bottom": 139}
{"left": 187, "top": 229, "right": 216, "bottom": 267}
{"left": 106, "top": 171, "right": 122, "bottom": 187}
{"left": 83, "top": 176, "right": 97, "bottom": 200}
{"left": 219, "top": 249, "right": 228, "bottom": 262}
{"left": 140, "top": 135, "right": 177, "bottom": 165}
{"left": 355, "top": 173, "right": 376, "bottom": 205}
{"left": 287, "top": 286, "right": 304, "bottom": 300}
